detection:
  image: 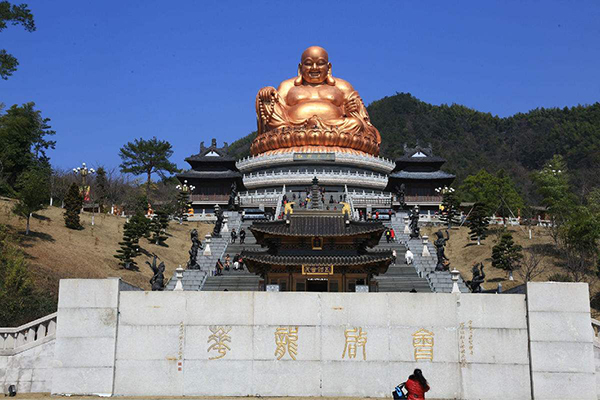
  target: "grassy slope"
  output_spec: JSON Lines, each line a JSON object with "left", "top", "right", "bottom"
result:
{"left": 0, "top": 197, "right": 213, "bottom": 295}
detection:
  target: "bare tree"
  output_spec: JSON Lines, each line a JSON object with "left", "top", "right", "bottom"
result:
{"left": 517, "top": 248, "right": 547, "bottom": 282}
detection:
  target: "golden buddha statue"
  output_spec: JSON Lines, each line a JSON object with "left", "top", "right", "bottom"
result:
{"left": 251, "top": 46, "right": 381, "bottom": 156}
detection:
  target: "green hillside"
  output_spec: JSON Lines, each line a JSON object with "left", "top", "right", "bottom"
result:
{"left": 229, "top": 93, "right": 600, "bottom": 202}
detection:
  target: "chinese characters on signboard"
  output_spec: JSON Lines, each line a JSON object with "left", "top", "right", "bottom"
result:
{"left": 207, "top": 326, "right": 232, "bottom": 360}
{"left": 342, "top": 327, "right": 368, "bottom": 360}
{"left": 275, "top": 326, "right": 299, "bottom": 360}
{"left": 199, "top": 325, "right": 463, "bottom": 365}
{"left": 412, "top": 329, "right": 434, "bottom": 361}
{"left": 459, "top": 320, "right": 474, "bottom": 367}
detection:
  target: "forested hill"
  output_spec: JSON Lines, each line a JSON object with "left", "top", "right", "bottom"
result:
{"left": 228, "top": 93, "right": 600, "bottom": 200}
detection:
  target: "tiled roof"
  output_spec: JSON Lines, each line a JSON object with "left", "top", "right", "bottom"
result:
{"left": 249, "top": 214, "right": 386, "bottom": 237}
{"left": 240, "top": 251, "right": 393, "bottom": 266}
{"left": 395, "top": 155, "right": 447, "bottom": 163}
{"left": 389, "top": 170, "right": 456, "bottom": 180}
{"left": 177, "top": 170, "right": 241, "bottom": 180}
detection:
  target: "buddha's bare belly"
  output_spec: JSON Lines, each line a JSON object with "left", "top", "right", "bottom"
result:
{"left": 287, "top": 100, "right": 344, "bottom": 122}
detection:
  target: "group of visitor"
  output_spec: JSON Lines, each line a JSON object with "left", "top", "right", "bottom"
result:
{"left": 230, "top": 228, "right": 246, "bottom": 244}
{"left": 385, "top": 228, "right": 396, "bottom": 242}
{"left": 215, "top": 254, "right": 244, "bottom": 276}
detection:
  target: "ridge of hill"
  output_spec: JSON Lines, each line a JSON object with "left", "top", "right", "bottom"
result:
{"left": 227, "top": 93, "right": 600, "bottom": 201}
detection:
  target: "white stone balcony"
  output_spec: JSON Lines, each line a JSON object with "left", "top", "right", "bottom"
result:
{"left": 348, "top": 191, "right": 393, "bottom": 207}
{"left": 236, "top": 151, "right": 395, "bottom": 174}
{"left": 242, "top": 169, "right": 388, "bottom": 190}
{"left": 239, "top": 191, "right": 282, "bottom": 208}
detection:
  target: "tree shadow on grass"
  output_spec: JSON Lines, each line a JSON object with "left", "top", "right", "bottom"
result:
{"left": 31, "top": 213, "right": 51, "bottom": 222}
{"left": 528, "top": 243, "right": 560, "bottom": 257}
{"left": 487, "top": 277, "right": 505, "bottom": 283}
{"left": 19, "top": 230, "right": 55, "bottom": 247}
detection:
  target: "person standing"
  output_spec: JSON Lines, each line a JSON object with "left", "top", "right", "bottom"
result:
{"left": 404, "top": 369, "right": 430, "bottom": 399}
{"left": 385, "top": 229, "right": 391, "bottom": 243}
{"left": 392, "top": 249, "right": 397, "bottom": 265}
{"left": 390, "top": 228, "right": 396, "bottom": 242}
{"left": 230, "top": 229, "right": 237, "bottom": 243}
{"left": 239, "top": 228, "right": 246, "bottom": 244}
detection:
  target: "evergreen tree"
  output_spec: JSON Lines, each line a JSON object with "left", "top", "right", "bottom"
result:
{"left": 150, "top": 209, "right": 169, "bottom": 246}
{"left": 63, "top": 182, "right": 82, "bottom": 229}
{"left": 95, "top": 166, "right": 108, "bottom": 212}
{"left": 176, "top": 190, "right": 189, "bottom": 224}
{"left": 129, "top": 212, "right": 151, "bottom": 241}
{"left": 467, "top": 202, "right": 490, "bottom": 245}
{"left": 491, "top": 232, "right": 523, "bottom": 279}
{"left": 0, "top": 1, "right": 36, "bottom": 79}
{"left": 12, "top": 167, "right": 49, "bottom": 235}
{"left": 118, "top": 137, "right": 178, "bottom": 196}
{"left": 438, "top": 187, "right": 460, "bottom": 227}
{"left": 114, "top": 220, "right": 139, "bottom": 270}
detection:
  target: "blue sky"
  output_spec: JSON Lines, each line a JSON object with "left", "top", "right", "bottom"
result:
{"left": 2, "top": 1, "right": 599, "bottom": 172}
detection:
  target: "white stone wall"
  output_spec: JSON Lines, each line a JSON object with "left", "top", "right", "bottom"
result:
{"left": 527, "top": 282, "right": 597, "bottom": 399}
{"left": 110, "top": 291, "right": 530, "bottom": 399}
{"left": 48, "top": 279, "right": 597, "bottom": 399}
{"left": 0, "top": 339, "right": 55, "bottom": 393}
{"left": 51, "top": 278, "right": 121, "bottom": 396}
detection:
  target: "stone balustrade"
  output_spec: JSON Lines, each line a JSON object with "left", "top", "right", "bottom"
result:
{"left": 348, "top": 191, "right": 392, "bottom": 207}
{"left": 243, "top": 170, "right": 388, "bottom": 190}
{"left": 592, "top": 318, "right": 600, "bottom": 344}
{"left": 0, "top": 312, "right": 57, "bottom": 355}
{"left": 239, "top": 191, "right": 281, "bottom": 207}
{"left": 236, "top": 151, "right": 395, "bottom": 173}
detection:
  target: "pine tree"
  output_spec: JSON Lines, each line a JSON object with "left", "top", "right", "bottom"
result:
{"left": 63, "top": 182, "right": 83, "bottom": 229}
{"left": 491, "top": 232, "right": 523, "bottom": 279}
{"left": 439, "top": 189, "right": 460, "bottom": 228}
{"left": 176, "top": 190, "right": 189, "bottom": 224}
{"left": 468, "top": 202, "right": 490, "bottom": 245}
{"left": 114, "top": 220, "right": 140, "bottom": 270}
{"left": 95, "top": 166, "right": 108, "bottom": 212}
{"left": 129, "top": 212, "right": 151, "bottom": 241}
{"left": 150, "top": 209, "right": 169, "bottom": 246}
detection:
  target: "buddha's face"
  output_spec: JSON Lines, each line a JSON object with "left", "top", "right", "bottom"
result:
{"left": 299, "top": 46, "right": 330, "bottom": 84}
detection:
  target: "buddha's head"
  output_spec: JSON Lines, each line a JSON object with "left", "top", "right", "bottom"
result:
{"left": 296, "top": 46, "right": 334, "bottom": 86}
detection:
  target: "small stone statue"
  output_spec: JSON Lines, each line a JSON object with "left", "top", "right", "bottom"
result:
{"left": 434, "top": 230, "right": 450, "bottom": 271}
{"left": 395, "top": 183, "right": 406, "bottom": 209}
{"left": 467, "top": 262, "right": 485, "bottom": 293}
{"left": 212, "top": 205, "right": 224, "bottom": 237}
{"left": 187, "top": 228, "right": 202, "bottom": 269}
{"left": 228, "top": 182, "right": 238, "bottom": 211}
{"left": 409, "top": 205, "right": 420, "bottom": 239}
{"left": 146, "top": 254, "right": 165, "bottom": 291}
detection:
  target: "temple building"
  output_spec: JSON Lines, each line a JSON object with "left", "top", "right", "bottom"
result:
{"left": 388, "top": 144, "right": 455, "bottom": 210}
{"left": 176, "top": 139, "right": 243, "bottom": 214}
{"left": 241, "top": 210, "right": 392, "bottom": 292}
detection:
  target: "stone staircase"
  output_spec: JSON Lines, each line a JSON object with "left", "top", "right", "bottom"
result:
{"left": 384, "top": 214, "right": 469, "bottom": 293}
{"left": 372, "top": 228, "right": 431, "bottom": 292}
{"left": 165, "top": 212, "right": 241, "bottom": 291}
{"left": 201, "top": 219, "right": 262, "bottom": 291}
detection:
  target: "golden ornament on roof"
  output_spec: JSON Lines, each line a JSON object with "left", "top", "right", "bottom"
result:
{"left": 251, "top": 46, "right": 381, "bottom": 156}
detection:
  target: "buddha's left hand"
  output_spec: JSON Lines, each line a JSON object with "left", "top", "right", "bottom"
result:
{"left": 344, "top": 98, "right": 360, "bottom": 114}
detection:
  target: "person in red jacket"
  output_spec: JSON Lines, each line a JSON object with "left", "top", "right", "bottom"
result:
{"left": 404, "top": 369, "right": 430, "bottom": 399}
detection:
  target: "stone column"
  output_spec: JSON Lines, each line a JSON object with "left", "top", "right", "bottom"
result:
{"left": 526, "top": 282, "right": 597, "bottom": 399}
{"left": 52, "top": 278, "right": 121, "bottom": 396}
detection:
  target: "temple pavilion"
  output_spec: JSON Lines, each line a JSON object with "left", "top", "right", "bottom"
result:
{"left": 241, "top": 210, "right": 392, "bottom": 292}
{"left": 176, "top": 139, "right": 244, "bottom": 214}
{"left": 388, "top": 144, "right": 455, "bottom": 210}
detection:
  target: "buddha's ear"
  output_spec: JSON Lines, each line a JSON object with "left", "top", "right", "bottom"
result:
{"left": 294, "top": 64, "right": 303, "bottom": 86}
{"left": 326, "top": 62, "right": 335, "bottom": 86}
